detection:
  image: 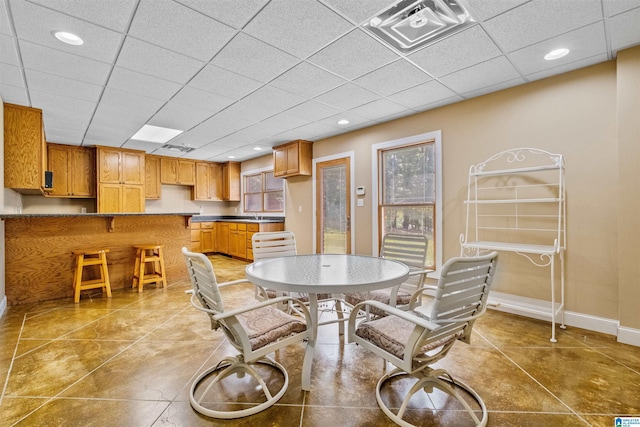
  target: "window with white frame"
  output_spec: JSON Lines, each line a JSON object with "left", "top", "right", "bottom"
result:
{"left": 374, "top": 131, "right": 442, "bottom": 270}
{"left": 243, "top": 170, "right": 285, "bottom": 213}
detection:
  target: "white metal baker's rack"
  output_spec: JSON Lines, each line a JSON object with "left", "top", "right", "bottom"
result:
{"left": 460, "top": 148, "right": 566, "bottom": 342}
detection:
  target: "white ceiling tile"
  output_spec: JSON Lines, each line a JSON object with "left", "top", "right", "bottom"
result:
{"left": 605, "top": 0, "right": 640, "bottom": 16}
{"left": 29, "top": 89, "right": 96, "bottom": 119}
{"left": 347, "top": 99, "right": 407, "bottom": 121}
{"left": 169, "top": 119, "right": 236, "bottom": 148}
{"left": 314, "top": 83, "right": 379, "bottom": 110}
{"left": 19, "top": 40, "right": 111, "bottom": 85}
{"left": 100, "top": 87, "right": 165, "bottom": 117}
{"left": 269, "top": 61, "right": 345, "bottom": 98}
{"left": 174, "top": 0, "right": 269, "bottom": 29}
{"left": 309, "top": 29, "right": 399, "bottom": 80}
{"left": 608, "top": 7, "right": 640, "bottom": 51}
{"left": 320, "top": 0, "right": 396, "bottom": 24}
{"left": 41, "top": 106, "right": 93, "bottom": 129}
{"left": 389, "top": 80, "right": 460, "bottom": 109}
{"left": 509, "top": 22, "right": 608, "bottom": 75}
{"left": 318, "top": 111, "right": 372, "bottom": 129}
{"left": 282, "top": 100, "right": 341, "bottom": 122}
{"left": 121, "top": 140, "right": 166, "bottom": 153}
{"left": 189, "top": 64, "right": 262, "bottom": 100}
{"left": 276, "top": 121, "right": 335, "bottom": 141}
{"left": 0, "top": 62, "right": 24, "bottom": 87}
{"left": 24, "top": 69, "right": 102, "bottom": 103}
{"left": 0, "top": 83, "right": 29, "bottom": 104}
{"left": 0, "top": 0, "right": 13, "bottom": 36}
{"left": 148, "top": 100, "right": 214, "bottom": 132}
{"left": 129, "top": 0, "right": 236, "bottom": 62}
{"left": 243, "top": 0, "right": 352, "bottom": 58}
{"left": 255, "top": 112, "right": 311, "bottom": 131}
{"left": 235, "top": 85, "right": 306, "bottom": 118}
{"left": 1, "top": 34, "right": 20, "bottom": 65}
{"left": 211, "top": 33, "right": 299, "bottom": 83}
{"left": 171, "top": 86, "right": 235, "bottom": 113}
{"left": 483, "top": 0, "right": 604, "bottom": 52}
{"left": 461, "top": 77, "right": 525, "bottom": 99}
{"left": 464, "top": 0, "right": 530, "bottom": 22}
{"left": 26, "top": 0, "right": 138, "bottom": 32}
{"left": 10, "top": 0, "right": 124, "bottom": 62}
{"left": 525, "top": 53, "right": 609, "bottom": 81}
{"left": 116, "top": 37, "right": 205, "bottom": 84}
{"left": 44, "top": 127, "right": 85, "bottom": 145}
{"left": 441, "top": 56, "right": 522, "bottom": 94}
{"left": 409, "top": 26, "right": 502, "bottom": 77}
{"left": 107, "top": 67, "right": 182, "bottom": 101}
{"left": 354, "top": 59, "right": 432, "bottom": 96}
{"left": 225, "top": 122, "right": 289, "bottom": 142}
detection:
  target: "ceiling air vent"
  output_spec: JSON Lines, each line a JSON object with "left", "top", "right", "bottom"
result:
{"left": 160, "top": 144, "right": 194, "bottom": 153}
{"left": 363, "top": 0, "right": 475, "bottom": 53}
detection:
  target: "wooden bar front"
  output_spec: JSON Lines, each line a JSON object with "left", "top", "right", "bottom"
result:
{"left": 3, "top": 214, "right": 191, "bottom": 305}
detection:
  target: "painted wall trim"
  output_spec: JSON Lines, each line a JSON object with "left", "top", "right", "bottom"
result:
{"left": 618, "top": 326, "right": 640, "bottom": 347}
{"left": 0, "top": 295, "right": 5, "bottom": 318}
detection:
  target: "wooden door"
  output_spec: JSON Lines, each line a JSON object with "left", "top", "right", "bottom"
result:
{"left": 286, "top": 143, "right": 299, "bottom": 175}
{"left": 210, "top": 163, "right": 222, "bottom": 200}
{"left": 194, "top": 162, "right": 211, "bottom": 200}
{"left": 98, "top": 148, "right": 122, "bottom": 183}
{"left": 178, "top": 160, "right": 195, "bottom": 185}
{"left": 122, "top": 185, "right": 145, "bottom": 212}
{"left": 47, "top": 145, "right": 70, "bottom": 196}
{"left": 316, "top": 157, "right": 352, "bottom": 254}
{"left": 122, "top": 151, "right": 144, "bottom": 184}
{"left": 273, "top": 146, "right": 287, "bottom": 177}
{"left": 70, "top": 147, "right": 95, "bottom": 197}
{"left": 98, "top": 183, "right": 122, "bottom": 212}
{"left": 145, "top": 156, "right": 161, "bottom": 199}
{"left": 200, "top": 229, "right": 214, "bottom": 252}
{"left": 217, "top": 222, "right": 229, "bottom": 254}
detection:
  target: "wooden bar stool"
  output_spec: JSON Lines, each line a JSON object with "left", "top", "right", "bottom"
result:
{"left": 72, "top": 249, "right": 112, "bottom": 303}
{"left": 132, "top": 245, "right": 167, "bottom": 292}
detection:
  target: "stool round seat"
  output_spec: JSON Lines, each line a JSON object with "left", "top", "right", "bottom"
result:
{"left": 72, "top": 249, "right": 112, "bottom": 303}
{"left": 132, "top": 245, "right": 167, "bottom": 292}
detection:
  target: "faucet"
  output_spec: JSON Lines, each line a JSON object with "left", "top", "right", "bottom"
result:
{"left": 253, "top": 212, "right": 259, "bottom": 221}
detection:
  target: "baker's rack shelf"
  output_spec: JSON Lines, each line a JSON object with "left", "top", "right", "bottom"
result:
{"left": 460, "top": 148, "right": 566, "bottom": 342}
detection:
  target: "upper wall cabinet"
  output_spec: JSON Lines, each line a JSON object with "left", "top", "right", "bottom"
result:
{"left": 161, "top": 158, "right": 195, "bottom": 185}
{"left": 222, "top": 161, "right": 240, "bottom": 201}
{"left": 46, "top": 144, "right": 96, "bottom": 198}
{"left": 273, "top": 139, "right": 312, "bottom": 178}
{"left": 194, "top": 161, "right": 223, "bottom": 201}
{"left": 145, "top": 155, "right": 161, "bottom": 200}
{"left": 96, "top": 146, "right": 145, "bottom": 213}
{"left": 4, "top": 103, "right": 47, "bottom": 194}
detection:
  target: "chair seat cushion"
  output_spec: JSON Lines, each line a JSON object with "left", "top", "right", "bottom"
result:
{"left": 345, "top": 289, "right": 412, "bottom": 317}
{"left": 355, "top": 313, "right": 460, "bottom": 360}
{"left": 238, "top": 305, "right": 307, "bottom": 350}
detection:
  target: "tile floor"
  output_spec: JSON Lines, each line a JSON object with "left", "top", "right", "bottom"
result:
{"left": 1, "top": 255, "right": 639, "bottom": 426}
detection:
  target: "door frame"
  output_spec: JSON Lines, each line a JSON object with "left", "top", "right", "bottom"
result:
{"left": 312, "top": 152, "right": 355, "bottom": 254}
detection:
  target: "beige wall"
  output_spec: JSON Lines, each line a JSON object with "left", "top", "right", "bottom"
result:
{"left": 281, "top": 59, "right": 625, "bottom": 325}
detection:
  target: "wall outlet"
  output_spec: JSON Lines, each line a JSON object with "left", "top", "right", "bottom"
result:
{"left": 357, "top": 199, "right": 364, "bottom": 207}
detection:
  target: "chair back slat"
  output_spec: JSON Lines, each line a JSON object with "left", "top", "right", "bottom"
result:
{"left": 252, "top": 231, "right": 297, "bottom": 260}
{"left": 380, "top": 233, "right": 429, "bottom": 268}
{"left": 182, "top": 248, "right": 224, "bottom": 314}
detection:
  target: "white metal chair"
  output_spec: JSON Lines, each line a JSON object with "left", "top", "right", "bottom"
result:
{"left": 348, "top": 251, "right": 499, "bottom": 427}
{"left": 345, "top": 233, "right": 430, "bottom": 317}
{"left": 182, "top": 247, "right": 311, "bottom": 419}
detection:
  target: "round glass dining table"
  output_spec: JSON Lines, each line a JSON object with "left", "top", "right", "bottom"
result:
{"left": 245, "top": 254, "right": 410, "bottom": 390}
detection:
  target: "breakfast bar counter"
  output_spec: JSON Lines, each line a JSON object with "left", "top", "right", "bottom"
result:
{"left": 1, "top": 213, "right": 196, "bottom": 305}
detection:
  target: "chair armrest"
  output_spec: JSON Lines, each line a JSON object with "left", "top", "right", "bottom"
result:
{"left": 408, "top": 268, "right": 433, "bottom": 277}
{"left": 217, "top": 278, "right": 253, "bottom": 288}
{"left": 348, "top": 300, "right": 440, "bottom": 331}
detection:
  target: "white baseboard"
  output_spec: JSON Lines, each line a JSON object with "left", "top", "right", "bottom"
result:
{"left": 0, "top": 294, "right": 6, "bottom": 318}
{"left": 487, "top": 291, "right": 639, "bottom": 346}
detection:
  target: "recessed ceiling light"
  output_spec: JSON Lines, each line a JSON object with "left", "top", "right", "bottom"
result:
{"left": 228, "top": 155, "right": 236, "bottom": 159}
{"left": 544, "top": 48, "right": 570, "bottom": 61}
{"left": 131, "top": 124, "right": 183, "bottom": 143}
{"left": 52, "top": 31, "right": 83, "bottom": 46}
{"left": 254, "top": 147, "right": 263, "bottom": 151}
{"left": 338, "top": 119, "right": 350, "bottom": 125}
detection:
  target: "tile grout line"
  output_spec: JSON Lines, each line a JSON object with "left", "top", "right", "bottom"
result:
{"left": 474, "top": 329, "right": 593, "bottom": 426}
{"left": 9, "top": 303, "right": 192, "bottom": 426}
{"left": 1, "top": 313, "right": 28, "bottom": 407}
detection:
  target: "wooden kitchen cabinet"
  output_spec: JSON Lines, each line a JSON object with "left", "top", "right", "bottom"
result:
{"left": 200, "top": 222, "right": 215, "bottom": 253}
{"left": 229, "top": 223, "right": 247, "bottom": 258}
{"left": 193, "top": 162, "right": 223, "bottom": 201}
{"left": 47, "top": 144, "right": 95, "bottom": 198}
{"left": 273, "top": 139, "right": 312, "bottom": 178}
{"left": 4, "top": 103, "right": 47, "bottom": 194}
{"left": 161, "top": 158, "right": 195, "bottom": 185}
{"left": 190, "top": 222, "right": 201, "bottom": 252}
{"left": 222, "top": 161, "right": 240, "bottom": 201}
{"left": 96, "top": 146, "right": 145, "bottom": 212}
{"left": 217, "top": 222, "right": 230, "bottom": 254}
{"left": 145, "top": 155, "right": 161, "bottom": 199}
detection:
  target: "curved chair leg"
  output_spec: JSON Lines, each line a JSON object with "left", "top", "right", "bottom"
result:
{"left": 375, "top": 367, "right": 488, "bottom": 427}
{"left": 190, "top": 355, "right": 289, "bottom": 419}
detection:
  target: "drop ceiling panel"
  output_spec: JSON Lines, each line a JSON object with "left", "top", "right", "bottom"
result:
{"left": 347, "top": 98, "right": 407, "bottom": 121}
{"left": 174, "top": 0, "right": 270, "bottom": 30}
{"left": 282, "top": 100, "right": 341, "bottom": 122}
{"left": 608, "top": 7, "right": 640, "bottom": 51}
{"left": 116, "top": 37, "right": 205, "bottom": 84}
{"left": 19, "top": 40, "right": 111, "bottom": 85}
{"left": 440, "top": 56, "right": 522, "bottom": 94}
{"left": 29, "top": 90, "right": 95, "bottom": 120}
{"left": 320, "top": 0, "right": 399, "bottom": 24}
{"left": 255, "top": 112, "right": 311, "bottom": 132}
{"left": 170, "top": 86, "right": 235, "bottom": 113}
{"left": 509, "top": 22, "right": 608, "bottom": 76}
{"left": 10, "top": 0, "right": 124, "bottom": 63}
{"left": 0, "top": 84, "right": 28, "bottom": 104}
{"left": 389, "top": 80, "right": 460, "bottom": 109}
{"left": 605, "top": 0, "right": 640, "bottom": 16}
{"left": 26, "top": 0, "right": 138, "bottom": 32}
{"left": 483, "top": 0, "right": 604, "bottom": 52}
{"left": 243, "top": 0, "right": 352, "bottom": 58}
{"left": 188, "top": 64, "right": 262, "bottom": 100}
{"left": 128, "top": 0, "right": 236, "bottom": 61}
{"left": 526, "top": 53, "right": 609, "bottom": 82}
{"left": 308, "top": 29, "right": 399, "bottom": 80}
{"left": 314, "top": 83, "right": 379, "bottom": 110}
{"left": 0, "top": 1, "right": 13, "bottom": 36}
{"left": 24, "top": 69, "right": 103, "bottom": 103}
{"left": 240, "top": 85, "right": 307, "bottom": 117}
{"left": 45, "top": 127, "right": 86, "bottom": 145}
{"left": 269, "top": 62, "right": 346, "bottom": 98}
{"left": 106, "top": 67, "right": 182, "bottom": 102}
{"left": 0, "top": 63, "right": 24, "bottom": 87}
{"left": 408, "top": 26, "right": 502, "bottom": 77}
{"left": 147, "top": 101, "right": 215, "bottom": 132}
{"left": 0, "top": 34, "right": 20, "bottom": 65}
{"left": 464, "top": 0, "right": 530, "bottom": 21}
{"left": 461, "top": 77, "right": 525, "bottom": 99}
{"left": 354, "top": 59, "right": 432, "bottom": 96}
{"left": 211, "top": 33, "right": 299, "bottom": 83}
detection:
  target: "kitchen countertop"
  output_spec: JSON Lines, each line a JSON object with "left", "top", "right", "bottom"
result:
{"left": 0, "top": 212, "right": 199, "bottom": 219}
{"left": 191, "top": 215, "right": 284, "bottom": 224}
